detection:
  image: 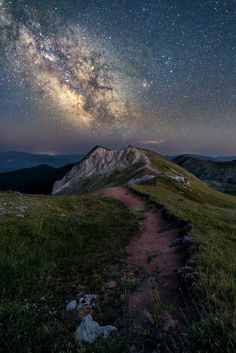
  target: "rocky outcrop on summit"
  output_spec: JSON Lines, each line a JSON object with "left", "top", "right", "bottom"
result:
{"left": 52, "top": 146, "right": 157, "bottom": 195}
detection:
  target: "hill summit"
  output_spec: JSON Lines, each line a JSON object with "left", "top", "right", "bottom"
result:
{"left": 52, "top": 145, "right": 190, "bottom": 195}
{"left": 52, "top": 145, "right": 158, "bottom": 194}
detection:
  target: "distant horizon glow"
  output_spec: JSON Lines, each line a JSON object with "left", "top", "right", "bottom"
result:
{"left": 1, "top": 144, "right": 236, "bottom": 158}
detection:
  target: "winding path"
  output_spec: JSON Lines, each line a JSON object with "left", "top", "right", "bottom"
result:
{"left": 100, "top": 186, "right": 187, "bottom": 333}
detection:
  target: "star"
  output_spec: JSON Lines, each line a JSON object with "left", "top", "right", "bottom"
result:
{"left": 0, "top": 0, "right": 234, "bottom": 155}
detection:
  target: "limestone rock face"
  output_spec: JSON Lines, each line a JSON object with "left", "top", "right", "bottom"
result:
{"left": 52, "top": 145, "right": 154, "bottom": 195}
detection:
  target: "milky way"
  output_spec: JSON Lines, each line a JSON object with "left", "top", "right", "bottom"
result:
{"left": 1, "top": 0, "right": 142, "bottom": 135}
{"left": 0, "top": 0, "right": 235, "bottom": 154}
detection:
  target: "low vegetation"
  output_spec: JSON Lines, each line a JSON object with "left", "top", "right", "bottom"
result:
{"left": 0, "top": 192, "right": 136, "bottom": 353}
{"left": 131, "top": 150, "right": 236, "bottom": 352}
{"left": 1, "top": 148, "right": 235, "bottom": 353}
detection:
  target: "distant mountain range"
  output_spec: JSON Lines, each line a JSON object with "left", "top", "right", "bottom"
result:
{"left": 0, "top": 164, "right": 76, "bottom": 194}
{"left": 167, "top": 154, "right": 236, "bottom": 162}
{"left": 1, "top": 149, "right": 236, "bottom": 196}
{"left": 174, "top": 155, "right": 236, "bottom": 195}
{"left": 1, "top": 151, "right": 235, "bottom": 174}
{"left": 0, "top": 151, "right": 83, "bottom": 173}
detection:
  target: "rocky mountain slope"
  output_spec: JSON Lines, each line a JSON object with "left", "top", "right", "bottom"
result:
{"left": 174, "top": 155, "right": 236, "bottom": 195}
{"left": 52, "top": 146, "right": 153, "bottom": 194}
{"left": 52, "top": 145, "right": 189, "bottom": 195}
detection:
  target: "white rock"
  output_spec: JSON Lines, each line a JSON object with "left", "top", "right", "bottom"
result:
{"left": 74, "top": 314, "right": 117, "bottom": 344}
{"left": 128, "top": 174, "right": 156, "bottom": 185}
{"left": 78, "top": 294, "right": 97, "bottom": 309}
{"left": 22, "top": 303, "right": 30, "bottom": 311}
{"left": 165, "top": 174, "right": 190, "bottom": 185}
{"left": 66, "top": 300, "right": 77, "bottom": 311}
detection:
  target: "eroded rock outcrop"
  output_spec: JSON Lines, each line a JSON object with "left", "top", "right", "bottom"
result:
{"left": 52, "top": 145, "right": 156, "bottom": 195}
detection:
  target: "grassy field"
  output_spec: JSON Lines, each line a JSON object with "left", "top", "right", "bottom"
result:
{"left": 131, "top": 150, "right": 236, "bottom": 353}
{"left": 1, "top": 149, "right": 236, "bottom": 353}
{"left": 0, "top": 192, "right": 137, "bottom": 353}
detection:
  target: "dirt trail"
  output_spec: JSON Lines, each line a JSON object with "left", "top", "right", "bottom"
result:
{"left": 100, "top": 187, "right": 187, "bottom": 332}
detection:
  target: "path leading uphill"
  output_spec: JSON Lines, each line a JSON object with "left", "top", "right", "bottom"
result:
{"left": 100, "top": 187, "right": 188, "bottom": 341}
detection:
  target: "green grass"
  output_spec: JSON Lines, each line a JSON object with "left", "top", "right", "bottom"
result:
{"left": 1, "top": 148, "right": 236, "bottom": 352}
{"left": 131, "top": 150, "right": 236, "bottom": 352}
{"left": 0, "top": 192, "right": 136, "bottom": 353}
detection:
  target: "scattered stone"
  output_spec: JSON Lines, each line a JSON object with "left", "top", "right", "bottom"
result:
{"left": 66, "top": 293, "right": 97, "bottom": 317}
{"left": 74, "top": 314, "right": 117, "bottom": 344}
{"left": 104, "top": 280, "right": 117, "bottom": 290}
{"left": 169, "top": 236, "right": 193, "bottom": 247}
{"left": 165, "top": 174, "right": 190, "bottom": 186}
{"left": 78, "top": 293, "right": 97, "bottom": 309}
{"left": 77, "top": 293, "right": 97, "bottom": 318}
{"left": 0, "top": 198, "right": 28, "bottom": 218}
{"left": 22, "top": 303, "right": 30, "bottom": 311}
{"left": 13, "top": 191, "right": 23, "bottom": 196}
{"left": 182, "top": 236, "right": 193, "bottom": 245}
{"left": 21, "top": 303, "right": 38, "bottom": 311}
{"left": 66, "top": 300, "right": 77, "bottom": 311}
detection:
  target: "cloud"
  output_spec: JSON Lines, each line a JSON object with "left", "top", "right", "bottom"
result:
{"left": 139, "top": 139, "right": 165, "bottom": 146}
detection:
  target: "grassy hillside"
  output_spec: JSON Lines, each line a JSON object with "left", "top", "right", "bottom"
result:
{"left": 174, "top": 155, "right": 236, "bottom": 195}
{"left": 131, "top": 150, "right": 236, "bottom": 352}
{"left": 0, "top": 192, "right": 136, "bottom": 353}
{"left": 1, "top": 148, "right": 235, "bottom": 352}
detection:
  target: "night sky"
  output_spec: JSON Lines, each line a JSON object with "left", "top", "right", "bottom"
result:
{"left": 0, "top": 0, "right": 235, "bottom": 155}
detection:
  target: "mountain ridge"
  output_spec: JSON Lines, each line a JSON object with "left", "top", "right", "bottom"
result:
{"left": 0, "top": 151, "right": 83, "bottom": 173}
{"left": 174, "top": 155, "right": 236, "bottom": 195}
{"left": 52, "top": 145, "right": 157, "bottom": 195}
{"left": 0, "top": 163, "right": 75, "bottom": 194}
{"left": 167, "top": 153, "right": 236, "bottom": 162}
{"left": 52, "top": 145, "right": 190, "bottom": 195}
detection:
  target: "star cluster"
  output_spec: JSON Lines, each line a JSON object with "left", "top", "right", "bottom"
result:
{"left": 0, "top": 0, "right": 235, "bottom": 154}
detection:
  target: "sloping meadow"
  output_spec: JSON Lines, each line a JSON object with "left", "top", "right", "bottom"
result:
{"left": 132, "top": 150, "right": 236, "bottom": 352}
{"left": 0, "top": 192, "right": 136, "bottom": 352}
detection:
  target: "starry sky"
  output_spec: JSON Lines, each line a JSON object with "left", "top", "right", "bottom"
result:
{"left": 0, "top": 0, "right": 235, "bottom": 155}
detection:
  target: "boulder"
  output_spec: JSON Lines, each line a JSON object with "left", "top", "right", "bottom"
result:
{"left": 170, "top": 235, "right": 193, "bottom": 247}
{"left": 74, "top": 314, "right": 117, "bottom": 344}
{"left": 66, "top": 300, "right": 77, "bottom": 311}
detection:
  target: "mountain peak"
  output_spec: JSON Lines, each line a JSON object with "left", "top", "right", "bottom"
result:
{"left": 52, "top": 145, "right": 152, "bottom": 195}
